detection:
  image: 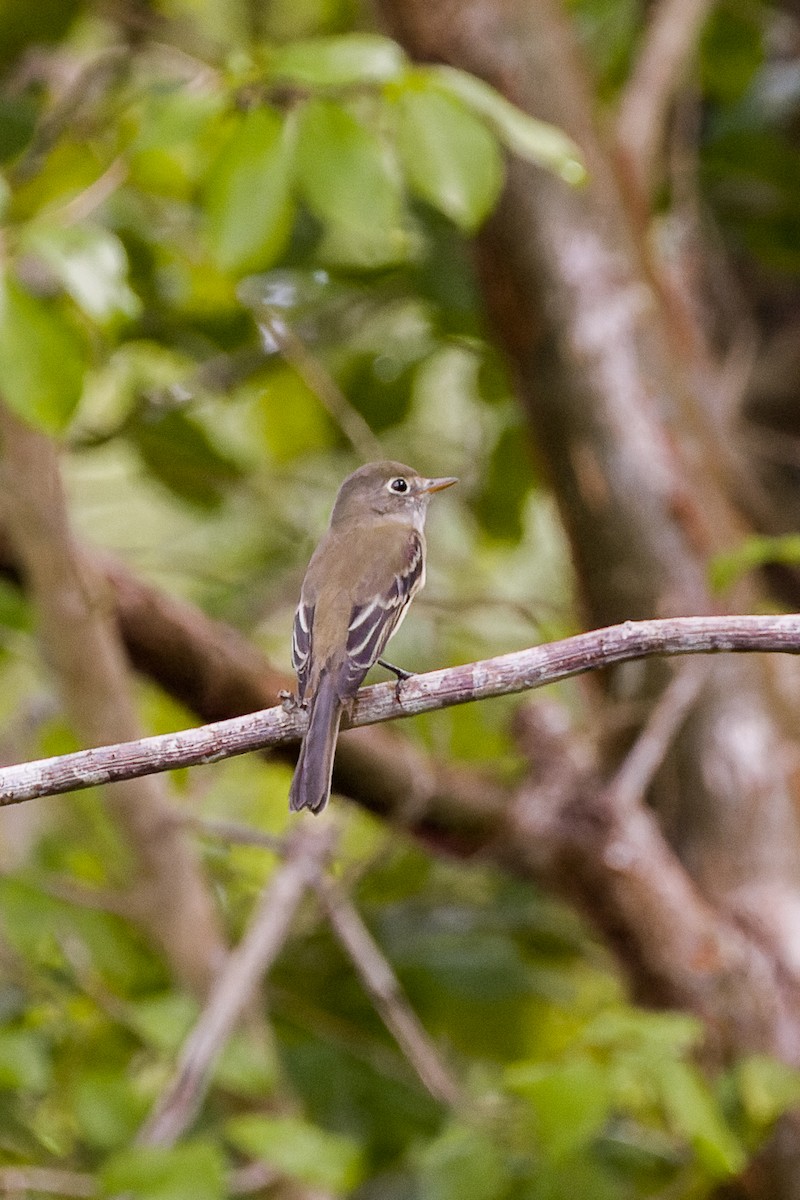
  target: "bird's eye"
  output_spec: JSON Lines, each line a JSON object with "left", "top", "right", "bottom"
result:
{"left": 389, "top": 477, "right": 409, "bottom": 494}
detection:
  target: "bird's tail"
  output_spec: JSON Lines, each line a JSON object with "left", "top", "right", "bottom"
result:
{"left": 289, "top": 673, "right": 343, "bottom": 814}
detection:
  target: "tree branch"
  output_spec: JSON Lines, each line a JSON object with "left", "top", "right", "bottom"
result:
{"left": 602, "top": 659, "right": 708, "bottom": 814}
{"left": 315, "top": 873, "right": 463, "bottom": 1107}
{"left": 257, "top": 312, "right": 384, "bottom": 461}
{"left": 614, "top": 0, "right": 715, "bottom": 206}
{"left": 138, "top": 820, "right": 336, "bottom": 1147}
{"left": 0, "top": 532, "right": 506, "bottom": 837}
{"left": 0, "top": 404, "right": 227, "bottom": 994}
{"left": 0, "top": 614, "right": 799, "bottom": 806}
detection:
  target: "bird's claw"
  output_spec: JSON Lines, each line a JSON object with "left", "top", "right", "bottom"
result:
{"left": 377, "top": 658, "right": 415, "bottom": 682}
{"left": 279, "top": 689, "right": 302, "bottom": 713}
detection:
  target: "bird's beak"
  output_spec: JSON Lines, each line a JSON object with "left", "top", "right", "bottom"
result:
{"left": 418, "top": 476, "right": 458, "bottom": 494}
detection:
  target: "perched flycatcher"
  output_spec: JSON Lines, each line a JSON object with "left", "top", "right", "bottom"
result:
{"left": 289, "top": 461, "right": 457, "bottom": 814}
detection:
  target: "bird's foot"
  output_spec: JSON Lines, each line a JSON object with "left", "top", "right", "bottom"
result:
{"left": 279, "top": 689, "right": 304, "bottom": 713}
{"left": 378, "top": 658, "right": 414, "bottom": 682}
{"left": 377, "top": 658, "right": 415, "bottom": 704}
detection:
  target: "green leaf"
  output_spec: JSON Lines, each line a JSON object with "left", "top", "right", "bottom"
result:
{"left": 257, "top": 363, "right": 333, "bottom": 461}
{"left": 701, "top": 2, "right": 763, "bottom": 104}
{"left": 415, "top": 1123, "right": 507, "bottom": 1200}
{"left": 0, "top": 578, "right": 32, "bottom": 633}
{"left": 205, "top": 107, "right": 296, "bottom": 275}
{"left": 74, "top": 1068, "right": 148, "bottom": 1149}
{"left": 424, "top": 65, "right": 586, "bottom": 185}
{"left": 129, "top": 408, "right": 245, "bottom": 510}
{"left": 568, "top": 0, "right": 641, "bottom": 99}
{"left": 737, "top": 1055, "right": 800, "bottom": 1128}
{"left": 126, "top": 992, "right": 197, "bottom": 1053}
{"left": 471, "top": 418, "right": 534, "bottom": 541}
{"left": 342, "top": 353, "right": 414, "bottom": 432}
{"left": 215, "top": 1030, "right": 278, "bottom": 1097}
{"left": 22, "top": 222, "right": 141, "bottom": 324}
{"left": 709, "top": 533, "right": 800, "bottom": 593}
{"left": 505, "top": 1056, "right": 611, "bottom": 1161}
{"left": 270, "top": 34, "right": 406, "bottom": 87}
{"left": 225, "top": 1114, "right": 363, "bottom": 1193}
{"left": 295, "top": 99, "right": 407, "bottom": 268}
{"left": 578, "top": 1007, "right": 702, "bottom": 1056}
{"left": 0, "top": 0, "right": 80, "bottom": 72}
{"left": 0, "top": 1029, "right": 51, "bottom": 1093}
{"left": 0, "top": 93, "right": 38, "bottom": 163}
{"left": 0, "top": 274, "right": 86, "bottom": 433}
{"left": 101, "top": 1142, "right": 225, "bottom": 1200}
{"left": 656, "top": 1058, "right": 746, "bottom": 1178}
{"left": 131, "top": 87, "right": 225, "bottom": 198}
{"left": 395, "top": 82, "right": 503, "bottom": 232}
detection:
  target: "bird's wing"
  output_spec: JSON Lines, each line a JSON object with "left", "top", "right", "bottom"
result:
{"left": 338, "top": 530, "right": 425, "bottom": 696}
{"left": 291, "top": 597, "right": 314, "bottom": 702}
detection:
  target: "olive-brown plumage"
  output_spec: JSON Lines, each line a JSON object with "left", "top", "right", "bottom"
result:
{"left": 289, "top": 461, "right": 456, "bottom": 814}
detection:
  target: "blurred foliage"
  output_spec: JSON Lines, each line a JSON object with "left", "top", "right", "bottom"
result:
{"left": 710, "top": 532, "right": 800, "bottom": 592}
{"left": 0, "top": 0, "right": 796, "bottom": 1197}
{"left": 0, "top": 782, "right": 792, "bottom": 1199}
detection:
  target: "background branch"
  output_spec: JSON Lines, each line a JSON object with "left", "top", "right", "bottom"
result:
{"left": 138, "top": 820, "right": 337, "bottom": 1147}
{"left": 614, "top": 0, "right": 716, "bottom": 207}
{"left": 602, "top": 659, "right": 709, "bottom": 814}
{"left": 0, "top": 405, "right": 227, "bottom": 994}
{"left": 315, "top": 873, "right": 462, "bottom": 1107}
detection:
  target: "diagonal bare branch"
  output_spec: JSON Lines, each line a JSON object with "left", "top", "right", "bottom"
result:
{"left": 258, "top": 314, "right": 384, "bottom": 462}
{"left": 316, "top": 873, "right": 462, "bottom": 1107}
{"left": 176, "top": 815, "right": 462, "bottom": 1106}
{"left": 138, "top": 819, "right": 336, "bottom": 1147}
{"left": 602, "top": 659, "right": 709, "bottom": 814}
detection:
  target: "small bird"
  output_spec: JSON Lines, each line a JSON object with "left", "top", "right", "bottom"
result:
{"left": 289, "top": 461, "right": 457, "bottom": 814}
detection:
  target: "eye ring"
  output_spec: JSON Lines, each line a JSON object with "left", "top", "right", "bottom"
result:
{"left": 389, "top": 477, "right": 409, "bottom": 494}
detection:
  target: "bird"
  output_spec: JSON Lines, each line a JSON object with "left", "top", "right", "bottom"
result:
{"left": 288, "top": 460, "right": 457, "bottom": 814}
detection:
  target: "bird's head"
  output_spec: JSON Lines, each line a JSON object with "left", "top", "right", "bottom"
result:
{"left": 330, "top": 461, "right": 457, "bottom": 528}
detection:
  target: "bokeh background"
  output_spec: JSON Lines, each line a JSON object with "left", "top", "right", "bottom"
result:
{"left": 2, "top": 0, "right": 800, "bottom": 1197}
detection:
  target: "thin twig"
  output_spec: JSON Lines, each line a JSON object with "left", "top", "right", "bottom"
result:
{"left": 138, "top": 820, "right": 336, "bottom": 1147}
{"left": 602, "top": 660, "right": 708, "bottom": 813}
{"left": 316, "top": 874, "right": 462, "bottom": 1106}
{"left": 1, "top": 614, "right": 800, "bottom": 806}
{"left": 260, "top": 315, "right": 383, "bottom": 462}
{"left": 173, "top": 812, "right": 460, "bottom": 1103}
{"left": 55, "top": 157, "right": 128, "bottom": 225}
